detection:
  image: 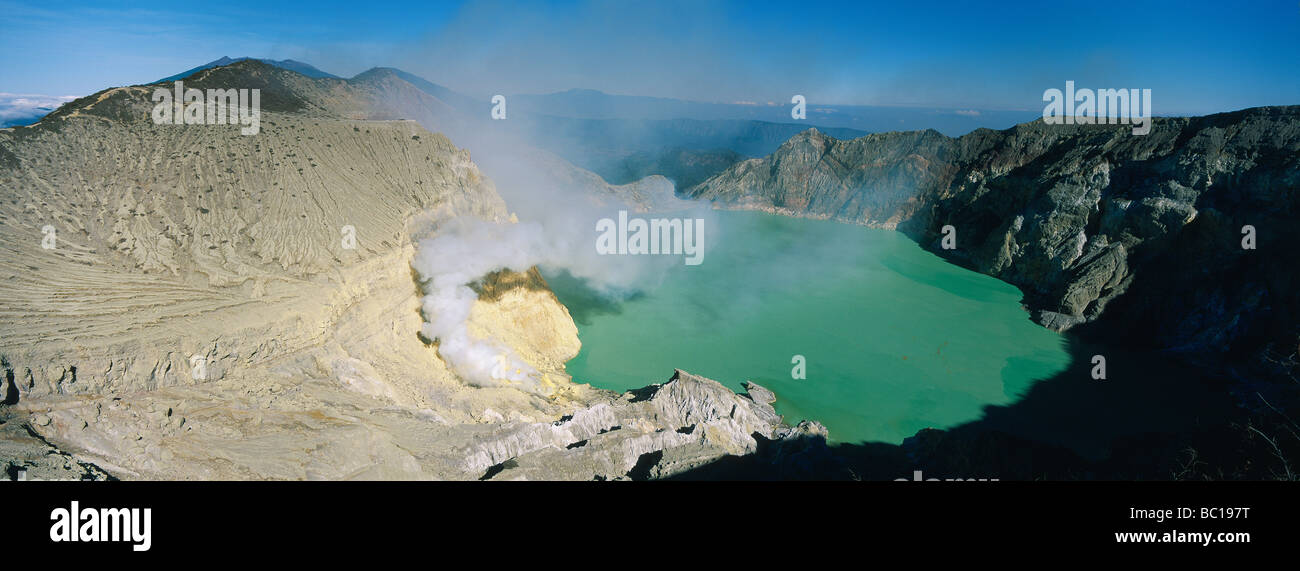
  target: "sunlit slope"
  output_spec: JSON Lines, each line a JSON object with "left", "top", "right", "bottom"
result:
{"left": 0, "top": 60, "right": 797, "bottom": 481}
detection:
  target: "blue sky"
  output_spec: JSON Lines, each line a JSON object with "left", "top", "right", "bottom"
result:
{"left": 2, "top": 0, "right": 1298, "bottom": 114}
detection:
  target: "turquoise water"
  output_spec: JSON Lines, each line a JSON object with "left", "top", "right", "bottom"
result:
{"left": 546, "top": 210, "right": 1072, "bottom": 444}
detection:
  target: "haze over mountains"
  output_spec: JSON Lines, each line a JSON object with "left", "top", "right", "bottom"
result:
{"left": 0, "top": 93, "right": 77, "bottom": 128}
{"left": 8, "top": 56, "right": 1036, "bottom": 172}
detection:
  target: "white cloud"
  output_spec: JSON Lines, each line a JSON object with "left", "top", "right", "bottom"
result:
{"left": 0, "top": 93, "right": 78, "bottom": 126}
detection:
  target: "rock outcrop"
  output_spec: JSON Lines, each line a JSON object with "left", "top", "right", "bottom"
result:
{"left": 473, "top": 371, "right": 790, "bottom": 480}
{"left": 687, "top": 128, "right": 958, "bottom": 227}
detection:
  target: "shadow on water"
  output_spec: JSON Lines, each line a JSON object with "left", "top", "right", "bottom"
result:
{"left": 545, "top": 206, "right": 1296, "bottom": 480}
{"left": 667, "top": 318, "right": 1248, "bottom": 481}
{"left": 662, "top": 117, "right": 1300, "bottom": 479}
{"left": 541, "top": 269, "right": 645, "bottom": 326}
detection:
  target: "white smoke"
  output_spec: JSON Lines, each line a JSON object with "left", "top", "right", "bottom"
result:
{"left": 412, "top": 209, "right": 680, "bottom": 391}
{"left": 412, "top": 203, "right": 708, "bottom": 390}
{"left": 409, "top": 107, "right": 715, "bottom": 392}
{"left": 413, "top": 219, "right": 543, "bottom": 388}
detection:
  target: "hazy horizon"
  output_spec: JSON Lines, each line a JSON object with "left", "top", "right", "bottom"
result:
{"left": 3, "top": 0, "right": 1299, "bottom": 117}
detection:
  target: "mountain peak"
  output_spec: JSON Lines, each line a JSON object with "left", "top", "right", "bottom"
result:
{"left": 779, "top": 127, "right": 832, "bottom": 150}
{"left": 156, "top": 57, "right": 339, "bottom": 84}
{"left": 351, "top": 67, "right": 402, "bottom": 81}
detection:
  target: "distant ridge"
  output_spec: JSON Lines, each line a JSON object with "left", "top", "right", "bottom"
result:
{"left": 156, "top": 56, "right": 339, "bottom": 83}
{"left": 374, "top": 67, "right": 485, "bottom": 113}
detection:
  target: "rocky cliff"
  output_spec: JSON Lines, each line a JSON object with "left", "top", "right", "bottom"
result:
{"left": 687, "top": 110, "right": 1300, "bottom": 378}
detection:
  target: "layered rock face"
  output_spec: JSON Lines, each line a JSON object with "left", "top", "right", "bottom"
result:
{"left": 0, "top": 60, "right": 802, "bottom": 480}
{"left": 687, "top": 109, "right": 1300, "bottom": 372}
{"left": 687, "top": 128, "right": 958, "bottom": 227}
{"left": 471, "top": 371, "right": 799, "bottom": 481}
